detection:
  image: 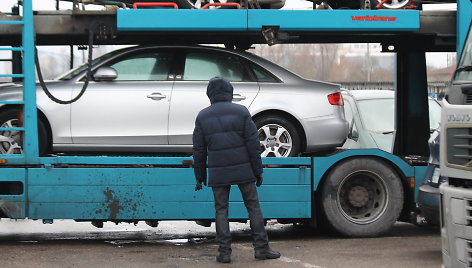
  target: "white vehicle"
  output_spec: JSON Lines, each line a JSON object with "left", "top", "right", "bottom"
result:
{"left": 341, "top": 89, "right": 441, "bottom": 153}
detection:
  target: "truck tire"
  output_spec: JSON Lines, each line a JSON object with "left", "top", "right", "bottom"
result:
{"left": 320, "top": 157, "right": 404, "bottom": 237}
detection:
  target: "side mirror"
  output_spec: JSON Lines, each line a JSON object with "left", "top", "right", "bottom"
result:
{"left": 349, "top": 130, "right": 359, "bottom": 141}
{"left": 93, "top": 66, "right": 118, "bottom": 81}
{"left": 347, "top": 117, "right": 359, "bottom": 141}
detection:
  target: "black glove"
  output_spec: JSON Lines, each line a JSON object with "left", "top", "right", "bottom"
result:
{"left": 197, "top": 177, "right": 207, "bottom": 186}
{"left": 195, "top": 176, "right": 206, "bottom": 191}
{"left": 256, "top": 174, "right": 263, "bottom": 187}
{"left": 195, "top": 181, "right": 203, "bottom": 191}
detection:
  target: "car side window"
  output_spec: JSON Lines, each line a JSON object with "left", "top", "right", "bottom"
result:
{"left": 183, "top": 52, "right": 249, "bottom": 82}
{"left": 250, "top": 63, "right": 278, "bottom": 83}
{"left": 109, "top": 52, "right": 173, "bottom": 81}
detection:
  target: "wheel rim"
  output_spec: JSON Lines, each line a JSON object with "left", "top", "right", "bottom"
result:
{"left": 0, "top": 119, "right": 23, "bottom": 154}
{"left": 183, "top": 0, "right": 230, "bottom": 9}
{"left": 373, "top": 0, "right": 409, "bottom": 9}
{"left": 258, "top": 124, "right": 293, "bottom": 157}
{"left": 336, "top": 170, "right": 388, "bottom": 224}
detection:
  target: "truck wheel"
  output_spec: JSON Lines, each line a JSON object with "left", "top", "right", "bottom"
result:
{"left": 320, "top": 157, "right": 404, "bottom": 237}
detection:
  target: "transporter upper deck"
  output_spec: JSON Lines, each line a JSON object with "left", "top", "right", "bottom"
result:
{"left": 0, "top": 8, "right": 456, "bottom": 52}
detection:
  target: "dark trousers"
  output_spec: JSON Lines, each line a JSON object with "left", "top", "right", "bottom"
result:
{"left": 212, "top": 182, "right": 269, "bottom": 255}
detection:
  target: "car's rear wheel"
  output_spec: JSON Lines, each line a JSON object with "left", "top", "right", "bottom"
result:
{"left": 254, "top": 115, "right": 301, "bottom": 157}
{"left": 0, "top": 108, "right": 49, "bottom": 155}
{"left": 174, "top": 0, "right": 238, "bottom": 9}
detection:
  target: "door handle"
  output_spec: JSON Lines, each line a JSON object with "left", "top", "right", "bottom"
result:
{"left": 232, "top": 94, "right": 246, "bottom": 101}
{"left": 147, "top": 93, "right": 166, "bottom": 100}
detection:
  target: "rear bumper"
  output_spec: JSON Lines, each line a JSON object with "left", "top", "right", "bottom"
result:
{"left": 304, "top": 116, "right": 349, "bottom": 152}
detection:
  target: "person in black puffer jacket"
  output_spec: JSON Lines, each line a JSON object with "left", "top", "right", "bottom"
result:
{"left": 193, "top": 77, "right": 281, "bottom": 263}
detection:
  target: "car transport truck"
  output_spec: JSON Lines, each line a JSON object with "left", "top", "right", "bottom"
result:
{"left": 0, "top": 0, "right": 458, "bottom": 238}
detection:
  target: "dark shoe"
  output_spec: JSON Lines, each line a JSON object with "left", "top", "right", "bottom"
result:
{"left": 255, "top": 249, "right": 281, "bottom": 260}
{"left": 216, "top": 254, "right": 231, "bottom": 263}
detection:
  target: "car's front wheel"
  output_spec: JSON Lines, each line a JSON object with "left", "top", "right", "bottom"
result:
{"left": 0, "top": 108, "right": 49, "bottom": 155}
{"left": 254, "top": 115, "right": 301, "bottom": 157}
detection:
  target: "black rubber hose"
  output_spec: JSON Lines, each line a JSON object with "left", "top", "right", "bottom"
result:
{"left": 35, "top": 29, "right": 94, "bottom": 105}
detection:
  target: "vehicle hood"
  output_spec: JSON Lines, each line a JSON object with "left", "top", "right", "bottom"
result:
{"left": 0, "top": 83, "right": 25, "bottom": 99}
{"left": 0, "top": 82, "right": 22, "bottom": 90}
{"left": 207, "top": 77, "right": 233, "bottom": 104}
{"left": 0, "top": 80, "right": 63, "bottom": 92}
{"left": 0, "top": 80, "right": 65, "bottom": 102}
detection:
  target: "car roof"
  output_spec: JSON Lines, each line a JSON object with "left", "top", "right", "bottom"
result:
{"left": 116, "top": 45, "right": 280, "bottom": 67}
{"left": 342, "top": 89, "right": 395, "bottom": 100}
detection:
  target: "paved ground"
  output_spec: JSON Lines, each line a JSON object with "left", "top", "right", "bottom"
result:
{"left": 0, "top": 220, "right": 441, "bottom": 268}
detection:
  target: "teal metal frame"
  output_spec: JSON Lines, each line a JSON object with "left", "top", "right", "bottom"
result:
{"left": 22, "top": 0, "right": 39, "bottom": 163}
{"left": 25, "top": 166, "right": 311, "bottom": 220}
{"left": 457, "top": 0, "right": 472, "bottom": 55}
{"left": 0, "top": 150, "right": 425, "bottom": 221}
{"left": 0, "top": 0, "right": 38, "bottom": 164}
{"left": 117, "top": 9, "right": 420, "bottom": 32}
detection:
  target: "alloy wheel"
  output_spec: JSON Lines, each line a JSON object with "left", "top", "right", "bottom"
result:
{"left": 0, "top": 119, "right": 23, "bottom": 154}
{"left": 258, "top": 124, "right": 293, "bottom": 157}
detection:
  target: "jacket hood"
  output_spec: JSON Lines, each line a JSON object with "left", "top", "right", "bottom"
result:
{"left": 207, "top": 77, "right": 233, "bottom": 104}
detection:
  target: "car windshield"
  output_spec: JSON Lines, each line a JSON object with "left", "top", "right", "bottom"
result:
{"left": 357, "top": 99, "right": 395, "bottom": 133}
{"left": 57, "top": 49, "right": 128, "bottom": 80}
{"left": 357, "top": 97, "right": 442, "bottom": 133}
{"left": 428, "top": 99, "right": 441, "bottom": 130}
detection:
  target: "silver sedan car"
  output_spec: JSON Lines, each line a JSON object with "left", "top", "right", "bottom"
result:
{"left": 0, "top": 45, "right": 348, "bottom": 157}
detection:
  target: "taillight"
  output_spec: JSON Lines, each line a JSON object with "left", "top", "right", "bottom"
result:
{"left": 328, "top": 92, "right": 344, "bottom": 106}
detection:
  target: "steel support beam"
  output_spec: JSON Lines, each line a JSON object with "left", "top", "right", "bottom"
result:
{"left": 0, "top": 10, "right": 457, "bottom": 51}
{"left": 393, "top": 51, "right": 430, "bottom": 157}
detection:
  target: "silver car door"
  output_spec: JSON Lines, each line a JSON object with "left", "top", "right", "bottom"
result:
{"left": 168, "top": 49, "right": 260, "bottom": 145}
{"left": 71, "top": 50, "right": 175, "bottom": 145}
